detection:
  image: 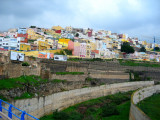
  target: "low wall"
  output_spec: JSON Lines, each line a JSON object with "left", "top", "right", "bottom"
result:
{"left": 50, "top": 74, "right": 88, "bottom": 81}
{"left": 1, "top": 81, "right": 154, "bottom": 119}
{"left": 129, "top": 84, "right": 160, "bottom": 120}
{"left": 89, "top": 73, "right": 129, "bottom": 80}
{"left": 0, "top": 112, "right": 11, "bottom": 120}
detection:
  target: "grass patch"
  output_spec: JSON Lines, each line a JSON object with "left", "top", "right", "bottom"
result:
{"left": 137, "top": 93, "right": 160, "bottom": 120}
{"left": 51, "top": 79, "right": 67, "bottom": 83}
{"left": 0, "top": 94, "right": 8, "bottom": 101}
{"left": 85, "top": 77, "right": 95, "bottom": 82}
{"left": 102, "top": 101, "right": 130, "bottom": 120}
{"left": 68, "top": 58, "right": 105, "bottom": 62}
{"left": 40, "top": 91, "right": 133, "bottom": 120}
{"left": 14, "top": 92, "right": 34, "bottom": 100}
{"left": 55, "top": 72, "right": 84, "bottom": 75}
{"left": 119, "top": 60, "right": 160, "bottom": 67}
{"left": 0, "top": 75, "right": 48, "bottom": 90}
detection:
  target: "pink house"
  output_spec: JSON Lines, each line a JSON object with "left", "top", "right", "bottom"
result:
{"left": 74, "top": 46, "right": 80, "bottom": 56}
{"left": 68, "top": 41, "right": 74, "bottom": 55}
{"left": 80, "top": 43, "right": 86, "bottom": 58}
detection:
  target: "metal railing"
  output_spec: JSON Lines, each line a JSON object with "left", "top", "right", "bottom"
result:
{"left": 0, "top": 99, "right": 39, "bottom": 120}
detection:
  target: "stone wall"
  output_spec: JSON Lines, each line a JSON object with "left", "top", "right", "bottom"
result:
{"left": 1, "top": 81, "right": 154, "bottom": 119}
{"left": 0, "top": 62, "right": 40, "bottom": 79}
{"left": 50, "top": 74, "right": 88, "bottom": 81}
{"left": 129, "top": 84, "right": 160, "bottom": 120}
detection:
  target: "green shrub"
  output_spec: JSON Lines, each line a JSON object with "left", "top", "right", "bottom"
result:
{"left": 68, "top": 111, "right": 83, "bottom": 120}
{"left": 85, "top": 77, "right": 95, "bottom": 82}
{"left": 52, "top": 79, "right": 67, "bottom": 83}
{"left": 22, "top": 62, "right": 30, "bottom": 66}
{"left": 64, "top": 49, "right": 72, "bottom": 55}
{"left": 53, "top": 110, "right": 69, "bottom": 120}
{"left": 0, "top": 94, "right": 8, "bottom": 101}
{"left": 101, "top": 103, "right": 119, "bottom": 117}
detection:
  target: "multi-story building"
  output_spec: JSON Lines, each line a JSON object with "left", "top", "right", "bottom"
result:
{"left": 73, "top": 42, "right": 80, "bottom": 56}
{"left": 20, "top": 43, "right": 31, "bottom": 51}
{"left": 1, "top": 37, "right": 19, "bottom": 50}
{"left": 86, "top": 43, "right": 91, "bottom": 58}
{"left": 80, "top": 43, "right": 86, "bottom": 58}
{"left": 65, "top": 26, "right": 73, "bottom": 32}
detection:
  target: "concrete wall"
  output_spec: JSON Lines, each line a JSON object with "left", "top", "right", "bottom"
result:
{"left": 1, "top": 81, "right": 154, "bottom": 120}
{"left": 0, "top": 112, "right": 11, "bottom": 120}
{"left": 129, "top": 84, "right": 160, "bottom": 120}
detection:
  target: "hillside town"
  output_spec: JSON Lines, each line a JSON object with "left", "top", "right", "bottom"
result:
{"left": 0, "top": 25, "right": 160, "bottom": 61}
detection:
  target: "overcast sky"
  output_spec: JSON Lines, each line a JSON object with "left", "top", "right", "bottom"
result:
{"left": 0, "top": 0, "right": 160, "bottom": 42}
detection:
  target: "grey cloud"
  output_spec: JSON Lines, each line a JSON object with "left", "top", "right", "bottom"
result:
{"left": 0, "top": 0, "right": 160, "bottom": 41}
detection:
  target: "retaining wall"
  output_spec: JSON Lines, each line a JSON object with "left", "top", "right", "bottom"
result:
{"left": 1, "top": 81, "right": 154, "bottom": 119}
{"left": 129, "top": 84, "right": 160, "bottom": 120}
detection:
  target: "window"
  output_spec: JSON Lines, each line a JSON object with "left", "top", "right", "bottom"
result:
{"left": 3, "top": 43, "right": 5, "bottom": 45}
{"left": 6, "top": 43, "right": 8, "bottom": 45}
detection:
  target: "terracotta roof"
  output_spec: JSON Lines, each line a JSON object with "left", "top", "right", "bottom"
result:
{"left": 92, "top": 50, "right": 99, "bottom": 54}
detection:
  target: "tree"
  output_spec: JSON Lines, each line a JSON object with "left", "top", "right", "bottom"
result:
{"left": 121, "top": 42, "right": 135, "bottom": 54}
{"left": 154, "top": 47, "right": 160, "bottom": 51}
{"left": 139, "top": 46, "right": 146, "bottom": 52}
{"left": 75, "top": 33, "right": 79, "bottom": 37}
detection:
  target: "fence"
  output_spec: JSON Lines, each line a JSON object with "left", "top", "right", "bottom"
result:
{"left": 0, "top": 99, "right": 39, "bottom": 120}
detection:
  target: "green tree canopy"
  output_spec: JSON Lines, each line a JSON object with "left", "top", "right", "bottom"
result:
{"left": 139, "top": 46, "right": 146, "bottom": 52}
{"left": 121, "top": 42, "right": 135, "bottom": 54}
{"left": 75, "top": 33, "right": 79, "bottom": 37}
{"left": 154, "top": 47, "right": 160, "bottom": 51}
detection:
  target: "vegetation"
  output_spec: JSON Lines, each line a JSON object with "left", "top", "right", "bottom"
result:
{"left": 154, "top": 47, "right": 160, "bottom": 51}
{"left": 40, "top": 91, "right": 133, "bottom": 120}
{"left": 68, "top": 58, "right": 110, "bottom": 62}
{"left": 30, "top": 26, "right": 36, "bottom": 28}
{"left": 14, "top": 92, "right": 34, "bottom": 100}
{"left": 63, "top": 49, "right": 72, "bottom": 55}
{"left": 55, "top": 72, "right": 84, "bottom": 75}
{"left": 22, "top": 62, "right": 30, "bottom": 66}
{"left": 139, "top": 46, "right": 146, "bottom": 52}
{"left": 75, "top": 33, "right": 79, "bottom": 37}
{"left": 28, "top": 39, "right": 36, "bottom": 43}
{"left": 0, "top": 75, "right": 48, "bottom": 90}
{"left": 51, "top": 79, "right": 67, "bottom": 83}
{"left": 121, "top": 42, "right": 135, "bottom": 54}
{"left": 85, "top": 77, "right": 96, "bottom": 82}
{"left": 119, "top": 60, "right": 160, "bottom": 67}
{"left": 138, "top": 93, "right": 160, "bottom": 120}
{"left": 0, "top": 94, "right": 8, "bottom": 101}
{"left": 54, "top": 50, "right": 65, "bottom": 55}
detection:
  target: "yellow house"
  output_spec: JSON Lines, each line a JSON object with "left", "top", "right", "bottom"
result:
{"left": 37, "top": 41, "right": 50, "bottom": 50}
{"left": 58, "top": 38, "right": 70, "bottom": 47}
{"left": 86, "top": 44, "right": 91, "bottom": 58}
{"left": 121, "top": 39, "right": 129, "bottom": 42}
{"left": 27, "top": 28, "right": 44, "bottom": 40}
{"left": 20, "top": 43, "right": 31, "bottom": 51}
{"left": 90, "top": 42, "right": 96, "bottom": 50}
{"left": 52, "top": 26, "right": 64, "bottom": 30}
{"left": 142, "top": 41, "right": 147, "bottom": 46}
{"left": 45, "top": 39, "right": 54, "bottom": 48}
